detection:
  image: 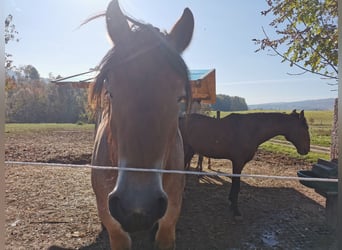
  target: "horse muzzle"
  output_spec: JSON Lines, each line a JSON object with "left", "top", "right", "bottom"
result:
{"left": 108, "top": 173, "right": 168, "bottom": 233}
{"left": 297, "top": 145, "right": 310, "bottom": 155}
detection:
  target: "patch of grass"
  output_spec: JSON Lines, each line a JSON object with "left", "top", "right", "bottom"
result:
{"left": 5, "top": 123, "right": 95, "bottom": 133}
{"left": 260, "top": 141, "right": 330, "bottom": 163}
{"left": 305, "top": 110, "right": 334, "bottom": 126}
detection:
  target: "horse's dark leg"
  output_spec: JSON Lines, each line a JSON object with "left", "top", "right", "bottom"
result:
{"left": 197, "top": 155, "right": 203, "bottom": 171}
{"left": 184, "top": 146, "right": 194, "bottom": 170}
{"left": 229, "top": 162, "right": 243, "bottom": 220}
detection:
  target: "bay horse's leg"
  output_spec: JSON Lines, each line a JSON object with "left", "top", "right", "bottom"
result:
{"left": 229, "top": 161, "right": 243, "bottom": 220}
{"left": 184, "top": 145, "right": 194, "bottom": 170}
{"left": 91, "top": 119, "right": 131, "bottom": 250}
{"left": 154, "top": 131, "right": 185, "bottom": 250}
{"left": 196, "top": 155, "right": 203, "bottom": 171}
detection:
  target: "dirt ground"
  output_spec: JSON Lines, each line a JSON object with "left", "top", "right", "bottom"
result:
{"left": 5, "top": 128, "right": 337, "bottom": 249}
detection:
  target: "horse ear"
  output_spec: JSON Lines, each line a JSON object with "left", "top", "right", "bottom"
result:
{"left": 299, "top": 110, "right": 305, "bottom": 119}
{"left": 168, "top": 8, "right": 194, "bottom": 53}
{"left": 106, "top": 0, "right": 131, "bottom": 45}
{"left": 291, "top": 109, "right": 297, "bottom": 114}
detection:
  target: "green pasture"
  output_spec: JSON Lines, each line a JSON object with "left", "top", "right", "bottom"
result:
{"left": 5, "top": 123, "right": 95, "bottom": 133}
{"left": 259, "top": 142, "right": 330, "bottom": 162}
{"left": 5, "top": 110, "right": 333, "bottom": 163}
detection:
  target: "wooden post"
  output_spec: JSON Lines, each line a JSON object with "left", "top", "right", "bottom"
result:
{"left": 216, "top": 110, "right": 220, "bottom": 119}
{"left": 331, "top": 98, "right": 338, "bottom": 160}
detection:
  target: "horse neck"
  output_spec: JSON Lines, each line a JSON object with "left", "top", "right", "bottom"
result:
{"left": 251, "top": 113, "right": 294, "bottom": 144}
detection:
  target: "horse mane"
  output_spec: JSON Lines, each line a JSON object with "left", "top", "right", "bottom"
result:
{"left": 88, "top": 14, "right": 192, "bottom": 114}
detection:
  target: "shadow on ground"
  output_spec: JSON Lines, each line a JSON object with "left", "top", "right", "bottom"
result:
{"left": 49, "top": 173, "right": 336, "bottom": 250}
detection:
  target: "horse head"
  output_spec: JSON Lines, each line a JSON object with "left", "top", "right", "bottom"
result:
{"left": 286, "top": 110, "right": 310, "bottom": 155}
{"left": 91, "top": 0, "right": 194, "bottom": 233}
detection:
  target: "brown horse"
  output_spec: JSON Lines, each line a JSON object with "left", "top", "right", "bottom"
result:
{"left": 89, "top": 1, "right": 194, "bottom": 249}
{"left": 179, "top": 110, "right": 310, "bottom": 219}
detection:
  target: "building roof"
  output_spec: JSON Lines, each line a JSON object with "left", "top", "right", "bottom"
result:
{"left": 53, "top": 69, "right": 216, "bottom": 103}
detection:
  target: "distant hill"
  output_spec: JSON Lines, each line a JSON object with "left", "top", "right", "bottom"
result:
{"left": 248, "top": 98, "right": 336, "bottom": 111}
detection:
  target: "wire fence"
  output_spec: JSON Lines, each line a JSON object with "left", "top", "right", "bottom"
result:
{"left": 5, "top": 160, "right": 338, "bottom": 183}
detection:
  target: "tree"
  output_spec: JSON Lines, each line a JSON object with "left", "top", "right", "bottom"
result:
{"left": 5, "top": 14, "right": 19, "bottom": 69}
{"left": 22, "top": 65, "right": 40, "bottom": 80}
{"left": 253, "top": 0, "right": 337, "bottom": 80}
{"left": 253, "top": 0, "right": 338, "bottom": 160}
{"left": 5, "top": 78, "right": 91, "bottom": 123}
{"left": 211, "top": 94, "right": 248, "bottom": 111}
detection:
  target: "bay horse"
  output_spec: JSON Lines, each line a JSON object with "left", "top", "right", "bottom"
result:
{"left": 89, "top": 1, "right": 194, "bottom": 249}
{"left": 179, "top": 110, "right": 310, "bottom": 219}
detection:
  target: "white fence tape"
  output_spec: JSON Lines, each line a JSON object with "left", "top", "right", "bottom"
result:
{"left": 5, "top": 160, "right": 338, "bottom": 183}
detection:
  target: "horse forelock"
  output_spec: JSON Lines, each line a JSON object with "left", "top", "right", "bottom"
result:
{"left": 89, "top": 19, "right": 192, "bottom": 113}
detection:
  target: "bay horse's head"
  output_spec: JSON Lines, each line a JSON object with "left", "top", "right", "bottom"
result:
{"left": 90, "top": 0, "right": 193, "bottom": 232}
{"left": 285, "top": 110, "right": 310, "bottom": 155}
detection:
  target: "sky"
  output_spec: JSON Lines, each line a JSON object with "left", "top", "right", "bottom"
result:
{"left": 4, "top": 0, "right": 338, "bottom": 105}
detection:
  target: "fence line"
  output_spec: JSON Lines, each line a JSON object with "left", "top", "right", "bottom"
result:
{"left": 5, "top": 160, "right": 338, "bottom": 183}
